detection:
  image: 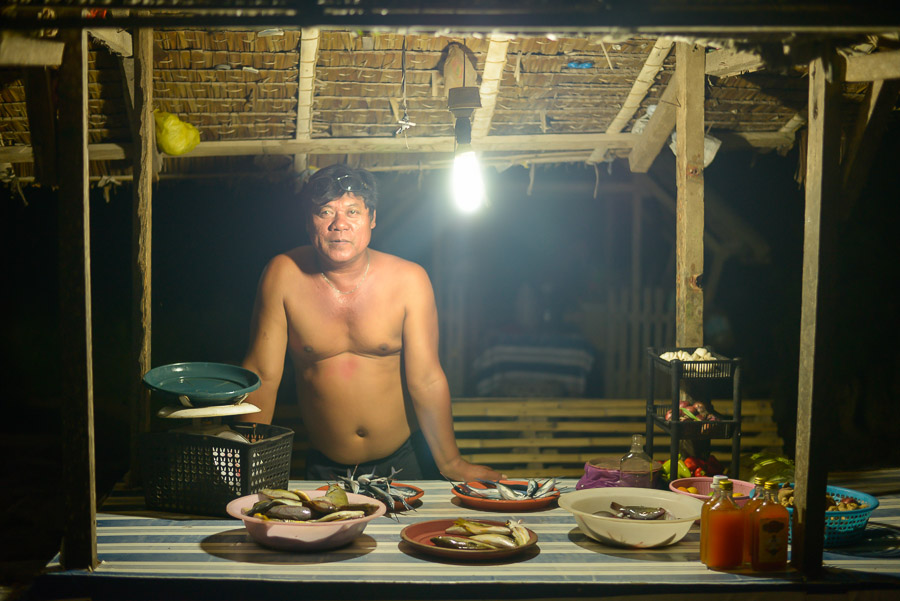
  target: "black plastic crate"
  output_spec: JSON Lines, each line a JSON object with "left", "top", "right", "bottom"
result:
{"left": 650, "top": 346, "right": 738, "bottom": 379}
{"left": 140, "top": 423, "right": 293, "bottom": 516}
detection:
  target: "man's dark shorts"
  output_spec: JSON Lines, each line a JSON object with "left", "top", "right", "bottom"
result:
{"left": 304, "top": 430, "right": 441, "bottom": 481}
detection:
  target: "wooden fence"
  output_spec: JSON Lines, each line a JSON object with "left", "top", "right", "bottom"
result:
{"left": 275, "top": 397, "right": 783, "bottom": 478}
{"left": 604, "top": 287, "right": 674, "bottom": 397}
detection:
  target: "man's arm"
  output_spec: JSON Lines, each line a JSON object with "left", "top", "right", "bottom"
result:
{"left": 402, "top": 265, "right": 503, "bottom": 482}
{"left": 238, "top": 256, "right": 290, "bottom": 425}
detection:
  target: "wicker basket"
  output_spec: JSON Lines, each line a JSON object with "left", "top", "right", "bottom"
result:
{"left": 787, "top": 484, "right": 880, "bottom": 547}
{"left": 140, "top": 423, "right": 294, "bottom": 516}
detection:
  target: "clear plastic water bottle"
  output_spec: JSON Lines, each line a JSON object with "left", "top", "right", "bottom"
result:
{"left": 619, "top": 434, "right": 653, "bottom": 488}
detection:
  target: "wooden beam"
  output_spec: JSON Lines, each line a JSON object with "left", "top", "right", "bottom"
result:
{"left": 0, "top": 129, "right": 798, "bottom": 166}
{"left": 120, "top": 49, "right": 162, "bottom": 179}
{"left": 780, "top": 111, "right": 807, "bottom": 134}
{"left": 87, "top": 28, "right": 133, "bottom": 57}
{"left": 471, "top": 33, "right": 512, "bottom": 140}
{"left": 842, "top": 49, "right": 900, "bottom": 82}
{"left": 674, "top": 41, "right": 705, "bottom": 348}
{"left": 705, "top": 47, "right": 765, "bottom": 77}
{"left": 133, "top": 133, "right": 638, "bottom": 157}
{"left": 22, "top": 67, "right": 58, "bottom": 187}
{"left": 792, "top": 49, "right": 842, "bottom": 577}
{"left": 627, "top": 80, "right": 679, "bottom": 173}
{"left": 590, "top": 37, "right": 673, "bottom": 162}
{"left": 840, "top": 78, "right": 900, "bottom": 216}
{"left": 293, "top": 27, "right": 319, "bottom": 173}
{"left": 57, "top": 28, "right": 98, "bottom": 571}
{"left": 0, "top": 31, "right": 64, "bottom": 66}
{"left": 128, "top": 27, "right": 154, "bottom": 489}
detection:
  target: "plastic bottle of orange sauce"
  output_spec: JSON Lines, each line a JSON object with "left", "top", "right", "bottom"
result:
{"left": 741, "top": 476, "right": 768, "bottom": 565}
{"left": 751, "top": 481, "right": 790, "bottom": 571}
{"left": 702, "top": 480, "right": 744, "bottom": 569}
{"left": 699, "top": 475, "right": 727, "bottom": 564}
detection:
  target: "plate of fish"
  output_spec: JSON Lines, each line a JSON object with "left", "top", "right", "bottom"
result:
{"left": 400, "top": 518, "right": 537, "bottom": 560}
{"left": 320, "top": 467, "right": 425, "bottom": 512}
{"left": 451, "top": 478, "right": 561, "bottom": 511}
{"left": 317, "top": 482, "right": 423, "bottom": 512}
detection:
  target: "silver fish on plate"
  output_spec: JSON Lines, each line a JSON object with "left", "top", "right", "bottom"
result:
{"left": 609, "top": 501, "right": 667, "bottom": 520}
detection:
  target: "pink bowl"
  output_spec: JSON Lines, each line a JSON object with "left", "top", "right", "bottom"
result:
{"left": 669, "top": 476, "right": 755, "bottom": 507}
{"left": 226, "top": 489, "right": 387, "bottom": 551}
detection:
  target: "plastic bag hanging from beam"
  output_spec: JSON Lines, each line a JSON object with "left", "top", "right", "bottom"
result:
{"left": 442, "top": 42, "right": 478, "bottom": 91}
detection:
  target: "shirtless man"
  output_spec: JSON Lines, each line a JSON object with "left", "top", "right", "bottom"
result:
{"left": 239, "top": 164, "right": 501, "bottom": 482}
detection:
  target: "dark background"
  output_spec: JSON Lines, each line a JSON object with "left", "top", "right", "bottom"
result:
{"left": 3, "top": 115, "right": 900, "bottom": 582}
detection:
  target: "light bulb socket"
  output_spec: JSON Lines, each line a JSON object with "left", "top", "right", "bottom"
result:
{"left": 454, "top": 117, "right": 472, "bottom": 146}
{"left": 448, "top": 86, "right": 481, "bottom": 118}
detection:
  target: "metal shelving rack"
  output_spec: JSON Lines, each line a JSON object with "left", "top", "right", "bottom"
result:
{"left": 645, "top": 347, "right": 742, "bottom": 479}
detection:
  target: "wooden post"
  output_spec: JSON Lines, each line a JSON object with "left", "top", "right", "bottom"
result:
{"left": 293, "top": 27, "right": 319, "bottom": 174}
{"left": 791, "top": 48, "right": 842, "bottom": 576}
{"left": 674, "top": 42, "right": 705, "bottom": 347}
{"left": 22, "top": 67, "right": 58, "bottom": 187}
{"left": 57, "top": 27, "right": 98, "bottom": 570}
{"left": 129, "top": 27, "right": 154, "bottom": 487}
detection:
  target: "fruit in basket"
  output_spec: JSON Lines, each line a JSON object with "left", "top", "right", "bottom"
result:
{"left": 659, "top": 348, "right": 714, "bottom": 362}
{"left": 776, "top": 487, "right": 867, "bottom": 511}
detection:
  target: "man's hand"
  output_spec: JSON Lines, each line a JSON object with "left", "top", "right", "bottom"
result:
{"left": 440, "top": 456, "right": 505, "bottom": 482}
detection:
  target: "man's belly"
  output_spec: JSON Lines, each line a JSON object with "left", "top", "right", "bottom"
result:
{"left": 294, "top": 353, "right": 413, "bottom": 465}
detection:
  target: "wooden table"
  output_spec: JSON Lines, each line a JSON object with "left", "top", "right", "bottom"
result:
{"left": 32, "top": 472, "right": 900, "bottom": 600}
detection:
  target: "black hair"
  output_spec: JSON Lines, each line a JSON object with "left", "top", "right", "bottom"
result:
{"left": 299, "top": 164, "right": 378, "bottom": 215}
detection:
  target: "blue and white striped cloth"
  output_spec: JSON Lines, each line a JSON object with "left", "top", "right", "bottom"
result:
{"left": 39, "top": 470, "right": 900, "bottom": 596}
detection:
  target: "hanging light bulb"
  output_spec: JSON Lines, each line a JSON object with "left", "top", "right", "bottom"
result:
{"left": 443, "top": 42, "right": 485, "bottom": 213}
{"left": 452, "top": 144, "right": 485, "bottom": 214}
{"left": 451, "top": 115, "right": 484, "bottom": 213}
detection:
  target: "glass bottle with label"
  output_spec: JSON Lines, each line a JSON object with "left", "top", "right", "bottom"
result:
{"left": 742, "top": 476, "right": 768, "bottom": 565}
{"left": 750, "top": 481, "right": 790, "bottom": 571}
{"left": 702, "top": 480, "right": 744, "bottom": 569}
{"left": 699, "top": 475, "right": 727, "bottom": 564}
{"left": 618, "top": 434, "right": 652, "bottom": 488}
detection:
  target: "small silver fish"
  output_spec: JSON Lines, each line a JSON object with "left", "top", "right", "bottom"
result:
{"left": 448, "top": 518, "right": 511, "bottom": 535}
{"left": 532, "top": 478, "right": 558, "bottom": 498}
{"left": 609, "top": 501, "right": 667, "bottom": 520}
{"left": 506, "top": 519, "right": 530, "bottom": 546}
{"left": 431, "top": 535, "right": 497, "bottom": 550}
{"left": 470, "top": 534, "right": 518, "bottom": 549}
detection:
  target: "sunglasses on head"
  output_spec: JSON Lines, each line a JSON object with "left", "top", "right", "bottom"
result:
{"left": 306, "top": 172, "right": 370, "bottom": 197}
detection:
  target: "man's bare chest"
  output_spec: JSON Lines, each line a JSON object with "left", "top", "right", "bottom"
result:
{"left": 284, "top": 290, "right": 404, "bottom": 360}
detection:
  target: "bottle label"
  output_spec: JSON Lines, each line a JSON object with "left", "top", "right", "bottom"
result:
{"left": 756, "top": 517, "right": 788, "bottom": 564}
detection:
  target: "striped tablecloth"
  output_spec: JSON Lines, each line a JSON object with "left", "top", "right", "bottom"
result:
{"left": 35, "top": 472, "right": 900, "bottom": 600}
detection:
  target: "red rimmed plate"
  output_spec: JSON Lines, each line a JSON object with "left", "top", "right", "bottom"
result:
{"left": 451, "top": 480, "right": 560, "bottom": 511}
{"left": 400, "top": 519, "right": 538, "bottom": 561}
{"left": 316, "top": 483, "right": 424, "bottom": 512}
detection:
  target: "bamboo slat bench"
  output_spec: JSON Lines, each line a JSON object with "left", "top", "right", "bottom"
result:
{"left": 275, "top": 397, "right": 783, "bottom": 478}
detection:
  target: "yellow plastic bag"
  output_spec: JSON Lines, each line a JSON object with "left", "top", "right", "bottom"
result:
{"left": 154, "top": 111, "right": 200, "bottom": 156}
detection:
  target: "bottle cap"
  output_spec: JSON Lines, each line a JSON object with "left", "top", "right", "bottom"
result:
{"left": 720, "top": 480, "right": 733, "bottom": 492}
{"left": 753, "top": 475, "right": 766, "bottom": 485}
{"left": 764, "top": 481, "right": 780, "bottom": 491}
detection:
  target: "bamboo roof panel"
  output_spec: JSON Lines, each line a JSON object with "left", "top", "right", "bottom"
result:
{"left": 1, "top": 25, "right": 894, "bottom": 181}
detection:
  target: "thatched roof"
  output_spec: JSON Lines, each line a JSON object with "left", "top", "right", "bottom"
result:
{"left": 1, "top": 3, "right": 898, "bottom": 186}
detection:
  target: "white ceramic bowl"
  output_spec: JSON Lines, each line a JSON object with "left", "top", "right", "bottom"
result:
{"left": 558, "top": 487, "right": 703, "bottom": 548}
{"left": 226, "top": 489, "right": 387, "bottom": 551}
